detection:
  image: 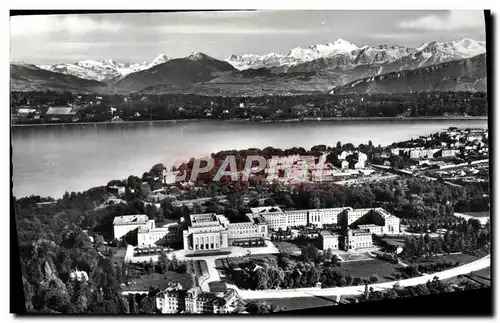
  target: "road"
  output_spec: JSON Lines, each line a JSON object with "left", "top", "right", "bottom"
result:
{"left": 235, "top": 254, "right": 490, "bottom": 300}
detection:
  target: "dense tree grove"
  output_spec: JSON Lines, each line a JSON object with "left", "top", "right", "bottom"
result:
{"left": 12, "top": 91, "right": 487, "bottom": 124}
{"left": 358, "top": 276, "right": 485, "bottom": 303}
{"left": 231, "top": 253, "right": 374, "bottom": 291}
{"left": 400, "top": 219, "right": 491, "bottom": 262}
{"left": 14, "top": 188, "right": 163, "bottom": 313}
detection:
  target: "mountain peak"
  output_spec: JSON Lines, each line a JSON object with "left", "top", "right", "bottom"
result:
{"left": 187, "top": 52, "right": 209, "bottom": 61}
{"left": 101, "top": 58, "right": 118, "bottom": 66}
{"left": 149, "top": 54, "right": 170, "bottom": 67}
{"left": 332, "top": 38, "right": 352, "bottom": 45}
{"left": 153, "top": 53, "right": 169, "bottom": 61}
{"left": 458, "top": 38, "right": 480, "bottom": 48}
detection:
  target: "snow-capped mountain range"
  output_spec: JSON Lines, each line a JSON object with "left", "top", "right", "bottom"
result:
{"left": 32, "top": 38, "right": 485, "bottom": 87}
{"left": 37, "top": 54, "right": 171, "bottom": 82}
{"left": 226, "top": 38, "right": 486, "bottom": 73}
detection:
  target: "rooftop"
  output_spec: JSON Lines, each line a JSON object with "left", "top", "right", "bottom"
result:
{"left": 250, "top": 206, "right": 283, "bottom": 214}
{"left": 113, "top": 214, "right": 149, "bottom": 226}
{"left": 46, "top": 107, "right": 78, "bottom": 115}
{"left": 190, "top": 213, "right": 218, "bottom": 224}
{"left": 252, "top": 215, "right": 267, "bottom": 225}
{"left": 350, "top": 229, "right": 372, "bottom": 236}
{"left": 308, "top": 207, "right": 352, "bottom": 213}
{"left": 321, "top": 230, "right": 340, "bottom": 237}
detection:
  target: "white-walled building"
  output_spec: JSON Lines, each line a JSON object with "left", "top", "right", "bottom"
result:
{"left": 182, "top": 213, "right": 230, "bottom": 251}
{"left": 250, "top": 207, "right": 351, "bottom": 231}
{"left": 113, "top": 214, "right": 153, "bottom": 240}
{"left": 345, "top": 229, "right": 373, "bottom": 250}
{"left": 156, "top": 284, "right": 239, "bottom": 314}
{"left": 137, "top": 221, "right": 183, "bottom": 246}
{"left": 339, "top": 207, "right": 400, "bottom": 235}
{"left": 308, "top": 207, "right": 351, "bottom": 227}
{"left": 182, "top": 213, "right": 269, "bottom": 251}
{"left": 321, "top": 230, "right": 341, "bottom": 251}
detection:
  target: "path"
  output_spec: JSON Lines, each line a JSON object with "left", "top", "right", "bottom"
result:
{"left": 168, "top": 240, "right": 280, "bottom": 292}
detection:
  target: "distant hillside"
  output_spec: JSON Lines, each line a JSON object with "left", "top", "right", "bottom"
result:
{"left": 115, "top": 52, "right": 237, "bottom": 91}
{"left": 330, "top": 54, "right": 487, "bottom": 94}
{"left": 10, "top": 64, "right": 107, "bottom": 92}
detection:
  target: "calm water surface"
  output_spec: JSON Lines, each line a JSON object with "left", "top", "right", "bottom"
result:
{"left": 11, "top": 120, "right": 488, "bottom": 198}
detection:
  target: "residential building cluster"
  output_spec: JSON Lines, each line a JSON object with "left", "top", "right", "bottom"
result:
{"left": 390, "top": 128, "right": 488, "bottom": 162}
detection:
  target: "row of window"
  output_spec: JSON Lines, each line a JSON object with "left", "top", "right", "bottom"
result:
{"left": 195, "top": 243, "right": 220, "bottom": 250}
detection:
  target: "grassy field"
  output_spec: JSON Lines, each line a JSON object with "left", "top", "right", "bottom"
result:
{"left": 214, "top": 255, "right": 278, "bottom": 285}
{"left": 273, "top": 241, "right": 302, "bottom": 256}
{"left": 419, "top": 253, "right": 479, "bottom": 266}
{"left": 257, "top": 295, "right": 339, "bottom": 311}
{"left": 379, "top": 237, "right": 405, "bottom": 247}
{"left": 227, "top": 254, "right": 277, "bottom": 267}
{"left": 122, "top": 271, "right": 194, "bottom": 292}
{"left": 338, "top": 259, "right": 403, "bottom": 282}
{"left": 472, "top": 267, "right": 491, "bottom": 279}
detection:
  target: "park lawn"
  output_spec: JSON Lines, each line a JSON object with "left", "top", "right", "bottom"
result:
{"left": 258, "top": 295, "right": 339, "bottom": 311}
{"left": 426, "top": 253, "right": 479, "bottom": 266}
{"left": 472, "top": 267, "right": 491, "bottom": 279}
{"left": 338, "top": 259, "right": 403, "bottom": 282}
{"left": 228, "top": 254, "right": 277, "bottom": 268}
{"left": 123, "top": 271, "right": 194, "bottom": 292}
{"left": 273, "top": 241, "right": 302, "bottom": 256}
{"left": 379, "top": 237, "right": 405, "bottom": 247}
{"left": 215, "top": 255, "right": 278, "bottom": 285}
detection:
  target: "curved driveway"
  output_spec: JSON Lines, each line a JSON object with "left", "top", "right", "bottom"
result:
{"left": 234, "top": 254, "right": 490, "bottom": 300}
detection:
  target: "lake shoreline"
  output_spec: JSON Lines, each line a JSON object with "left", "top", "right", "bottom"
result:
{"left": 12, "top": 119, "right": 488, "bottom": 198}
{"left": 11, "top": 116, "right": 488, "bottom": 127}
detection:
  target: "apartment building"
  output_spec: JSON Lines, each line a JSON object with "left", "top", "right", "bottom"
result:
{"left": 156, "top": 284, "right": 239, "bottom": 314}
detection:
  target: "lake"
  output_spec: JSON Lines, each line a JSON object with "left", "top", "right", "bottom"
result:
{"left": 11, "top": 119, "right": 488, "bottom": 198}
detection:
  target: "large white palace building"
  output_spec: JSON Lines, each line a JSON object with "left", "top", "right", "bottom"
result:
{"left": 113, "top": 206, "right": 400, "bottom": 252}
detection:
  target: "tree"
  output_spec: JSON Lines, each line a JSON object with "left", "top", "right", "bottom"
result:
{"left": 157, "top": 250, "right": 169, "bottom": 274}
{"left": 192, "top": 202, "right": 203, "bottom": 214}
{"left": 331, "top": 255, "right": 340, "bottom": 267}
{"left": 264, "top": 198, "right": 276, "bottom": 206}
{"left": 308, "top": 196, "right": 321, "bottom": 209}
{"left": 369, "top": 274, "right": 379, "bottom": 283}
{"left": 337, "top": 277, "right": 347, "bottom": 287}
{"left": 342, "top": 143, "right": 355, "bottom": 151}
{"left": 255, "top": 269, "right": 270, "bottom": 290}
{"left": 146, "top": 258, "right": 154, "bottom": 274}
{"left": 139, "top": 296, "right": 156, "bottom": 314}
{"left": 361, "top": 284, "right": 369, "bottom": 301}
{"left": 130, "top": 296, "right": 139, "bottom": 314}
{"left": 170, "top": 254, "right": 178, "bottom": 271}
{"left": 323, "top": 248, "right": 333, "bottom": 263}
{"left": 301, "top": 244, "right": 320, "bottom": 263}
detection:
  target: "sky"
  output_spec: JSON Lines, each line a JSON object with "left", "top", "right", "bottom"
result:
{"left": 10, "top": 10, "right": 486, "bottom": 65}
